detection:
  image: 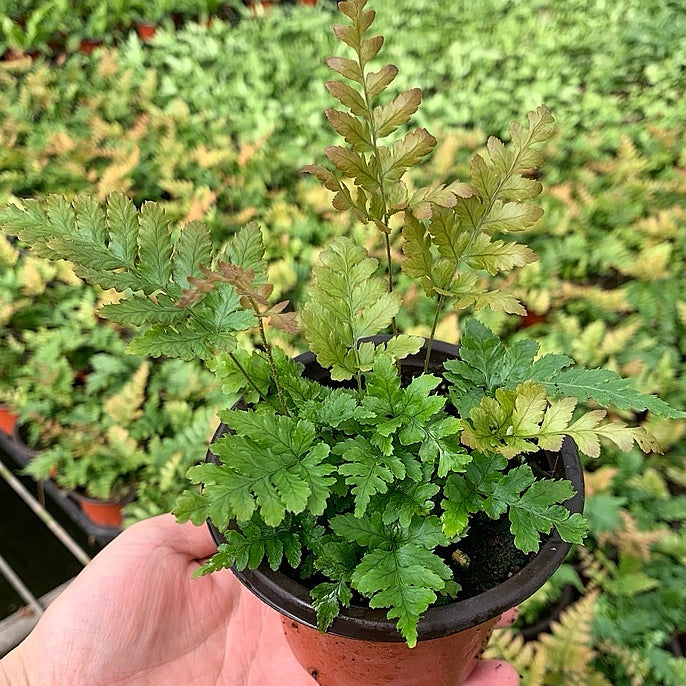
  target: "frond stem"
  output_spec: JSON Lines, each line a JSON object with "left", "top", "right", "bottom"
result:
{"left": 357, "top": 43, "right": 397, "bottom": 337}
{"left": 424, "top": 293, "right": 446, "bottom": 372}
{"left": 252, "top": 303, "right": 291, "bottom": 416}
{"left": 183, "top": 299, "right": 270, "bottom": 405}
{"left": 227, "top": 351, "right": 267, "bottom": 402}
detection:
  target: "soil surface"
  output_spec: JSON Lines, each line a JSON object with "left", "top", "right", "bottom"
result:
{"left": 449, "top": 512, "right": 533, "bottom": 598}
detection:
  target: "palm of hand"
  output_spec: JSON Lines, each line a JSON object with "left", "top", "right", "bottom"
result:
{"left": 20, "top": 516, "right": 315, "bottom": 686}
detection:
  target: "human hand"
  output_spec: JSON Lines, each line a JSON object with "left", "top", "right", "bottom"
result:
{"left": 1, "top": 514, "right": 311, "bottom": 686}
{"left": 1, "top": 515, "right": 518, "bottom": 685}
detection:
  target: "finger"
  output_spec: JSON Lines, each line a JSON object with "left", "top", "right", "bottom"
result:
{"left": 168, "top": 517, "right": 219, "bottom": 562}
{"left": 124, "top": 513, "right": 219, "bottom": 562}
{"left": 495, "top": 607, "right": 519, "bottom": 628}
{"left": 466, "top": 660, "right": 520, "bottom": 685}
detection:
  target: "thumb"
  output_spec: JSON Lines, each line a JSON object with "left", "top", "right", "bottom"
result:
{"left": 464, "top": 660, "right": 520, "bottom": 685}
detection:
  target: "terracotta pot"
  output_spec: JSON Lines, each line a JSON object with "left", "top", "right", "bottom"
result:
{"left": 78, "top": 38, "right": 104, "bottom": 55}
{"left": 2, "top": 49, "right": 32, "bottom": 62}
{"left": 0, "top": 405, "right": 18, "bottom": 436}
{"left": 74, "top": 492, "right": 132, "bottom": 528}
{"left": 518, "top": 311, "right": 546, "bottom": 329}
{"left": 282, "top": 615, "right": 498, "bottom": 686}
{"left": 206, "top": 338, "right": 585, "bottom": 685}
{"left": 136, "top": 23, "right": 157, "bottom": 41}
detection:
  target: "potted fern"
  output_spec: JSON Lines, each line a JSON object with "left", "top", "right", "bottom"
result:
{"left": 5, "top": 321, "right": 146, "bottom": 526}
{"left": 11, "top": 338, "right": 222, "bottom": 528}
{"left": 0, "top": 288, "right": 128, "bottom": 456}
{"left": 1, "top": 0, "right": 683, "bottom": 683}
{"left": 44, "top": 356, "right": 222, "bottom": 528}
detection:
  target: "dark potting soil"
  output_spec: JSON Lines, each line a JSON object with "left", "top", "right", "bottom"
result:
{"left": 281, "top": 510, "right": 534, "bottom": 608}
{"left": 448, "top": 512, "right": 533, "bottom": 598}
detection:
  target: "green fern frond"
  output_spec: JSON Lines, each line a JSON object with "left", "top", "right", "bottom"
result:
{"left": 596, "top": 639, "right": 649, "bottom": 686}
{"left": 1, "top": 195, "right": 267, "bottom": 361}
{"left": 182, "top": 410, "right": 337, "bottom": 527}
{"left": 103, "top": 362, "right": 150, "bottom": 426}
{"left": 301, "top": 236, "right": 419, "bottom": 381}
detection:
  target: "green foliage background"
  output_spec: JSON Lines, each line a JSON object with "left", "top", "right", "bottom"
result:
{"left": 1, "top": 0, "right": 685, "bottom": 680}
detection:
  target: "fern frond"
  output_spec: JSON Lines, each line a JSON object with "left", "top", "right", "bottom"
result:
{"left": 399, "top": 108, "right": 554, "bottom": 321}
{"left": 461, "top": 380, "right": 661, "bottom": 459}
{"left": 468, "top": 105, "right": 554, "bottom": 223}
{"left": 577, "top": 547, "right": 613, "bottom": 592}
{"left": 442, "top": 454, "right": 585, "bottom": 552}
{"left": 540, "top": 366, "right": 686, "bottom": 419}
{"left": 0, "top": 196, "right": 271, "bottom": 361}
{"left": 308, "top": 0, "right": 445, "bottom": 244}
{"left": 194, "top": 517, "right": 302, "bottom": 576}
{"left": 334, "top": 512, "right": 452, "bottom": 647}
{"left": 103, "top": 362, "right": 150, "bottom": 426}
{"left": 182, "top": 410, "right": 337, "bottom": 527}
{"left": 484, "top": 628, "right": 544, "bottom": 686}
{"left": 539, "top": 591, "right": 611, "bottom": 686}
{"left": 301, "top": 237, "right": 404, "bottom": 380}
{"left": 597, "top": 510, "right": 666, "bottom": 562}
{"left": 596, "top": 640, "right": 649, "bottom": 686}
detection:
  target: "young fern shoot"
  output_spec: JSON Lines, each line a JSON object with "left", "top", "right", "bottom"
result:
{"left": 301, "top": 236, "right": 423, "bottom": 387}
{"left": 305, "top": 0, "right": 554, "bottom": 370}
{"left": 403, "top": 107, "right": 554, "bottom": 368}
{"left": 303, "top": 0, "right": 466, "bottom": 321}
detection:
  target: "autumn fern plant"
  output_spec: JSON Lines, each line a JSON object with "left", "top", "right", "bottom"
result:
{"left": 1, "top": 0, "right": 683, "bottom": 647}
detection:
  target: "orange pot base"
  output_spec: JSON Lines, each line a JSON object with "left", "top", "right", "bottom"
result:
{"left": 0, "top": 407, "right": 18, "bottom": 436}
{"left": 78, "top": 498, "right": 123, "bottom": 528}
{"left": 282, "top": 616, "right": 498, "bottom": 686}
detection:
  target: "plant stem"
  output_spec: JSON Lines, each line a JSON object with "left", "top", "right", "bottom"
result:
{"left": 424, "top": 293, "right": 446, "bottom": 372}
{"left": 357, "top": 41, "right": 397, "bottom": 336}
{"left": 383, "top": 233, "right": 398, "bottom": 335}
{"left": 253, "top": 302, "right": 290, "bottom": 416}
{"left": 228, "top": 351, "right": 266, "bottom": 402}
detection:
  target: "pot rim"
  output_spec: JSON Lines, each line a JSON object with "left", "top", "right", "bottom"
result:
{"left": 206, "top": 338, "right": 585, "bottom": 642}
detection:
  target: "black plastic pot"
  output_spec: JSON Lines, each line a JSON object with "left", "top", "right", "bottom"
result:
{"left": 11, "top": 422, "right": 39, "bottom": 465}
{"left": 205, "top": 338, "right": 585, "bottom": 645}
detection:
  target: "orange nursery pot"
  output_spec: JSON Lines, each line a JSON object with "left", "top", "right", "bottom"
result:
{"left": 74, "top": 492, "right": 133, "bottom": 528}
{"left": 281, "top": 615, "right": 499, "bottom": 686}
{"left": 0, "top": 405, "right": 18, "bottom": 436}
{"left": 78, "top": 495, "right": 123, "bottom": 528}
{"left": 78, "top": 38, "right": 104, "bottom": 55}
{"left": 135, "top": 23, "right": 157, "bottom": 41}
